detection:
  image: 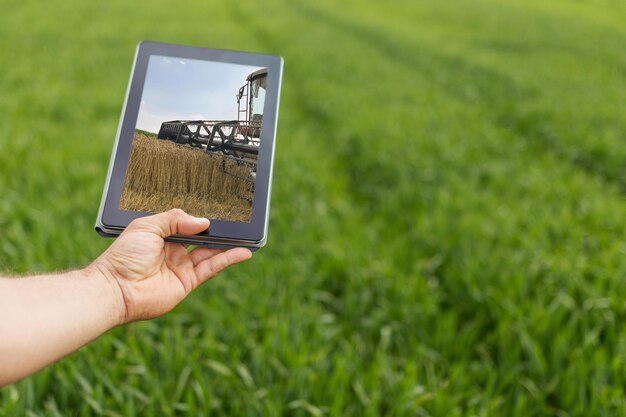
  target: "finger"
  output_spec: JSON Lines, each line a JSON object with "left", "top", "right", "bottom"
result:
{"left": 189, "top": 246, "right": 226, "bottom": 266}
{"left": 129, "top": 208, "right": 209, "bottom": 238}
{"left": 193, "top": 247, "right": 252, "bottom": 286}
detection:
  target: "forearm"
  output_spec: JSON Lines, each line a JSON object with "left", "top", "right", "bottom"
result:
{"left": 0, "top": 265, "right": 124, "bottom": 387}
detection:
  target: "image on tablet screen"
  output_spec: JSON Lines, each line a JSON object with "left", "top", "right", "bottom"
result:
{"left": 119, "top": 55, "right": 267, "bottom": 222}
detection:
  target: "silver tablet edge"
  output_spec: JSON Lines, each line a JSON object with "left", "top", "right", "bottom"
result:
{"left": 96, "top": 223, "right": 264, "bottom": 250}
{"left": 95, "top": 43, "right": 142, "bottom": 231}
{"left": 261, "top": 56, "right": 284, "bottom": 248}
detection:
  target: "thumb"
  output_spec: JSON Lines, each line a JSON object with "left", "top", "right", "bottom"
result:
{"left": 129, "top": 208, "right": 209, "bottom": 237}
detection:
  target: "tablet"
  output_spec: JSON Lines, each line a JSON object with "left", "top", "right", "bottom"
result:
{"left": 95, "top": 41, "right": 283, "bottom": 250}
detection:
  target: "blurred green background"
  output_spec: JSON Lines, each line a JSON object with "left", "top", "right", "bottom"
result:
{"left": 1, "top": 0, "right": 626, "bottom": 415}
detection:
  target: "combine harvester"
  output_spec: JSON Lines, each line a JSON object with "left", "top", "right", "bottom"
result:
{"left": 156, "top": 68, "right": 267, "bottom": 202}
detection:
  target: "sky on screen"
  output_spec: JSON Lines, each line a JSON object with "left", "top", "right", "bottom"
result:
{"left": 135, "top": 55, "right": 263, "bottom": 133}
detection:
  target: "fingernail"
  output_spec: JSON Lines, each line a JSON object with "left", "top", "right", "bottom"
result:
{"left": 195, "top": 217, "right": 210, "bottom": 225}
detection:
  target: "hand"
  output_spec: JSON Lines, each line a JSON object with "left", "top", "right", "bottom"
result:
{"left": 92, "top": 209, "right": 252, "bottom": 324}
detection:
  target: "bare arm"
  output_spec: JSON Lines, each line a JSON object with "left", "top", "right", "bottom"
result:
{"left": 0, "top": 267, "right": 122, "bottom": 386}
{"left": 0, "top": 209, "right": 252, "bottom": 387}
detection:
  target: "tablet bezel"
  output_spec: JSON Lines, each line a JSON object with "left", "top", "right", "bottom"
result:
{"left": 97, "top": 41, "right": 283, "bottom": 244}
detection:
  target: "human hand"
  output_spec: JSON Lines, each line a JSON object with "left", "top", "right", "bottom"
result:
{"left": 92, "top": 209, "right": 252, "bottom": 324}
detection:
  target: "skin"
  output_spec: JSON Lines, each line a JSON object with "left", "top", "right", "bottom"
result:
{"left": 0, "top": 208, "right": 252, "bottom": 387}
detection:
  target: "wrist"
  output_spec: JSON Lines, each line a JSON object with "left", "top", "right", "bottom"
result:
{"left": 84, "top": 261, "right": 128, "bottom": 327}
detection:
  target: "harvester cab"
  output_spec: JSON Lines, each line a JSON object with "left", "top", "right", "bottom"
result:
{"left": 237, "top": 68, "right": 267, "bottom": 131}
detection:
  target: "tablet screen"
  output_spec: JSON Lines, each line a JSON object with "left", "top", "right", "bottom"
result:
{"left": 118, "top": 55, "right": 267, "bottom": 223}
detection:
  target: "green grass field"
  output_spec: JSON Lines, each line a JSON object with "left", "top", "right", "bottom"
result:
{"left": 1, "top": 0, "right": 626, "bottom": 415}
